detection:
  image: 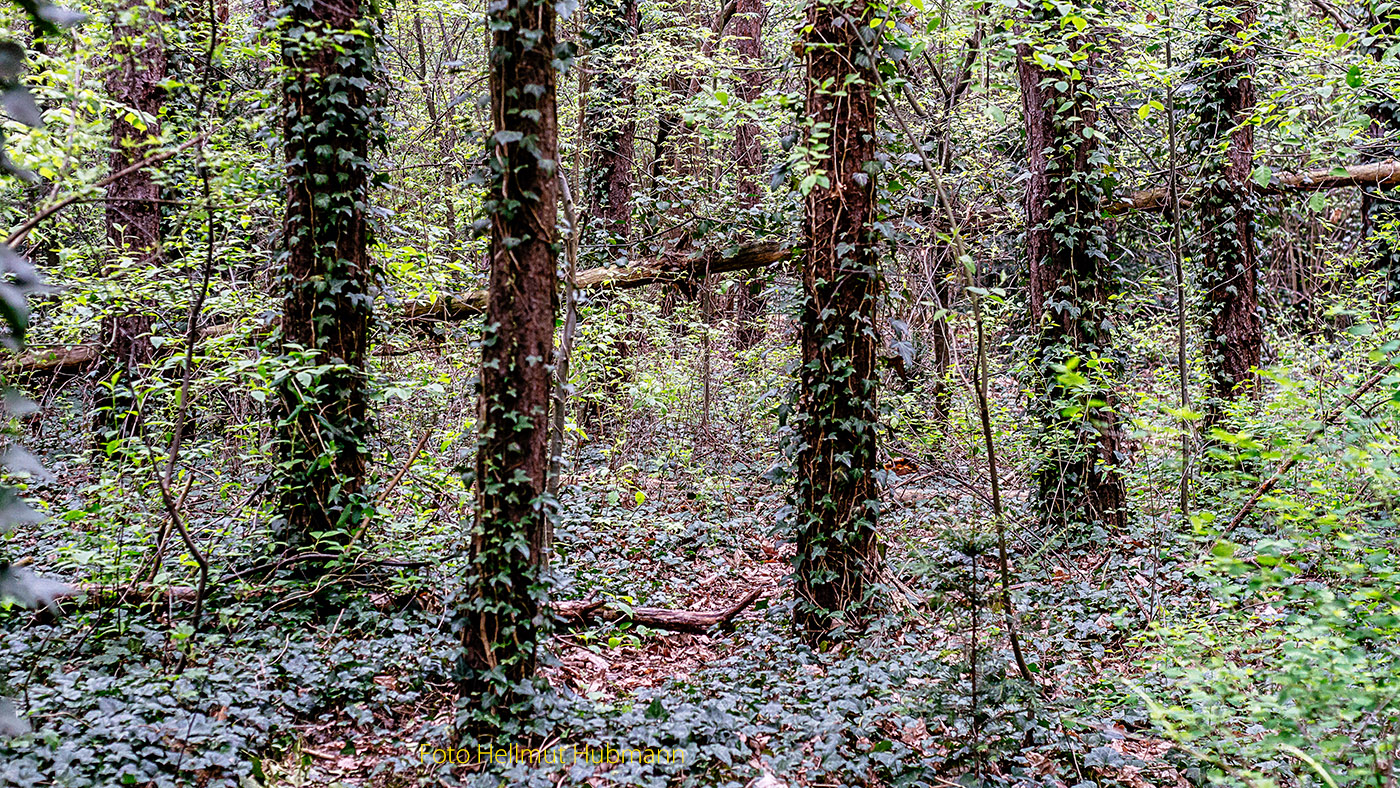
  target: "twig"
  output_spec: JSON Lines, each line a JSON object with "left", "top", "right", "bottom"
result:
{"left": 376, "top": 430, "right": 432, "bottom": 506}
{"left": 343, "top": 430, "right": 433, "bottom": 550}
{"left": 1222, "top": 369, "right": 1388, "bottom": 535}
{"left": 853, "top": 21, "right": 1034, "bottom": 687}
{"left": 4, "top": 135, "right": 206, "bottom": 247}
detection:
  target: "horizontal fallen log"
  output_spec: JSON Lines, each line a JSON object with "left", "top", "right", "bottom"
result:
{"left": 402, "top": 242, "right": 790, "bottom": 322}
{"left": 1105, "top": 159, "right": 1400, "bottom": 214}
{"left": 52, "top": 582, "right": 767, "bottom": 635}
{"left": 551, "top": 587, "right": 766, "bottom": 634}
{"left": 6, "top": 322, "right": 243, "bottom": 375}
{"left": 8, "top": 344, "right": 99, "bottom": 374}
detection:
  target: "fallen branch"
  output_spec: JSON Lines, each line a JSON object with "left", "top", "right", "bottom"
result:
{"left": 402, "top": 242, "right": 790, "bottom": 322}
{"left": 1223, "top": 369, "right": 1389, "bottom": 535}
{"left": 1106, "top": 160, "right": 1400, "bottom": 214}
{"left": 6, "top": 321, "right": 244, "bottom": 376}
{"left": 7, "top": 344, "right": 99, "bottom": 374}
{"left": 551, "top": 587, "right": 766, "bottom": 634}
{"left": 6, "top": 135, "right": 207, "bottom": 248}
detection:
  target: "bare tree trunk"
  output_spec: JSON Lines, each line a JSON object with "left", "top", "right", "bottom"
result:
{"left": 792, "top": 0, "right": 883, "bottom": 640}
{"left": 457, "top": 0, "right": 558, "bottom": 723}
{"left": 274, "top": 0, "right": 379, "bottom": 553}
{"left": 730, "top": 0, "right": 766, "bottom": 349}
{"left": 100, "top": 0, "right": 166, "bottom": 439}
{"left": 1194, "top": 0, "right": 1262, "bottom": 407}
{"left": 1016, "top": 9, "right": 1127, "bottom": 531}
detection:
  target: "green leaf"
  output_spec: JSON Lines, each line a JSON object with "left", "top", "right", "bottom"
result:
{"left": 1252, "top": 165, "right": 1272, "bottom": 188}
{"left": 1347, "top": 64, "right": 1364, "bottom": 88}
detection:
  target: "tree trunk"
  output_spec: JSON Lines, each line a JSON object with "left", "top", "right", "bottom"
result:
{"left": 1362, "top": 0, "right": 1400, "bottom": 299}
{"left": 578, "top": 0, "right": 637, "bottom": 436}
{"left": 1194, "top": 0, "right": 1262, "bottom": 406}
{"left": 730, "top": 0, "right": 766, "bottom": 349}
{"left": 274, "top": 0, "right": 379, "bottom": 553}
{"left": 792, "top": 0, "right": 883, "bottom": 640}
{"left": 456, "top": 0, "right": 558, "bottom": 723}
{"left": 99, "top": 0, "right": 166, "bottom": 440}
{"left": 1016, "top": 10, "right": 1127, "bottom": 531}
{"left": 582, "top": 0, "right": 637, "bottom": 245}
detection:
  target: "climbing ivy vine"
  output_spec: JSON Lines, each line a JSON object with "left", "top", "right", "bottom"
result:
{"left": 270, "top": 0, "right": 386, "bottom": 556}
{"left": 1017, "top": 0, "right": 1128, "bottom": 535}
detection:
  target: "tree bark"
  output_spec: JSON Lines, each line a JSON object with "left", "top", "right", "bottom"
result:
{"left": 100, "top": 0, "right": 166, "bottom": 439}
{"left": 730, "top": 0, "right": 766, "bottom": 349}
{"left": 1194, "top": 0, "right": 1262, "bottom": 405}
{"left": 792, "top": 0, "right": 883, "bottom": 640}
{"left": 1017, "top": 11, "right": 1127, "bottom": 531}
{"left": 582, "top": 0, "right": 638, "bottom": 245}
{"left": 457, "top": 0, "right": 558, "bottom": 721}
{"left": 274, "top": 0, "right": 379, "bottom": 553}
{"left": 1362, "top": 0, "right": 1400, "bottom": 299}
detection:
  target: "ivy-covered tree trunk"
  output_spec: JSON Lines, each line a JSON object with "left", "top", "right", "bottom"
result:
{"left": 1362, "top": 0, "right": 1400, "bottom": 299}
{"left": 99, "top": 0, "right": 166, "bottom": 439}
{"left": 731, "top": 0, "right": 766, "bottom": 349}
{"left": 273, "top": 0, "right": 380, "bottom": 553}
{"left": 1194, "top": 0, "right": 1262, "bottom": 406}
{"left": 456, "top": 0, "right": 559, "bottom": 724}
{"left": 791, "top": 0, "right": 883, "bottom": 640}
{"left": 1016, "top": 5, "right": 1127, "bottom": 531}
{"left": 583, "top": 0, "right": 637, "bottom": 245}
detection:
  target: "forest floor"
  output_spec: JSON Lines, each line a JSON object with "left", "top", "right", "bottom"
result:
{"left": 6, "top": 343, "right": 1394, "bottom": 788}
{"left": 241, "top": 457, "right": 1192, "bottom": 788}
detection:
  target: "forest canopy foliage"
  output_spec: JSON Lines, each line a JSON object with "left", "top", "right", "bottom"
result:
{"left": 1, "top": 0, "right": 1400, "bottom": 785}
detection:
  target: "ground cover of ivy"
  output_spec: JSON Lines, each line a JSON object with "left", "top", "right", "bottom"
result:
{"left": 5, "top": 312, "right": 1400, "bottom": 788}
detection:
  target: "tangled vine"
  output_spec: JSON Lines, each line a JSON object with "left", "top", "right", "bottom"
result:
{"left": 785, "top": 0, "right": 886, "bottom": 641}
{"left": 1017, "top": 0, "right": 1127, "bottom": 534}
{"left": 271, "top": 1, "right": 386, "bottom": 556}
{"left": 1187, "top": 0, "right": 1263, "bottom": 412}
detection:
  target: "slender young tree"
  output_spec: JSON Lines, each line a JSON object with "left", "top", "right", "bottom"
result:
{"left": 1192, "top": 0, "right": 1262, "bottom": 409}
{"left": 791, "top": 0, "right": 884, "bottom": 640}
{"left": 1016, "top": 0, "right": 1127, "bottom": 530}
{"left": 100, "top": 0, "right": 166, "bottom": 438}
{"left": 273, "top": 0, "right": 382, "bottom": 553}
{"left": 456, "top": 0, "right": 560, "bottom": 723}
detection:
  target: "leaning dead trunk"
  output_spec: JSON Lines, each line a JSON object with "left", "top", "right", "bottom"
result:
{"left": 273, "top": 0, "right": 380, "bottom": 553}
{"left": 791, "top": 0, "right": 883, "bottom": 640}
{"left": 455, "top": 0, "right": 559, "bottom": 725}
{"left": 1193, "top": 0, "right": 1262, "bottom": 408}
{"left": 99, "top": 0, "right": 166, "bottom": 440}
{"left": 1016, "top": 6, "right": 1127, "bottom": 531}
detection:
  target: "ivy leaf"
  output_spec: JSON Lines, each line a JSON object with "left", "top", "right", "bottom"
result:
{"left": 0, "top": 42, "right": 23, "bottom": 84}
{"left": 0, "top": 698, "right": 29, "bottom": 737}
{"left": 1251, "top": 165, "right": 1272, "bottom": 188}
{"left": 4, "top": 86, "right": 43, "bottom": 127}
